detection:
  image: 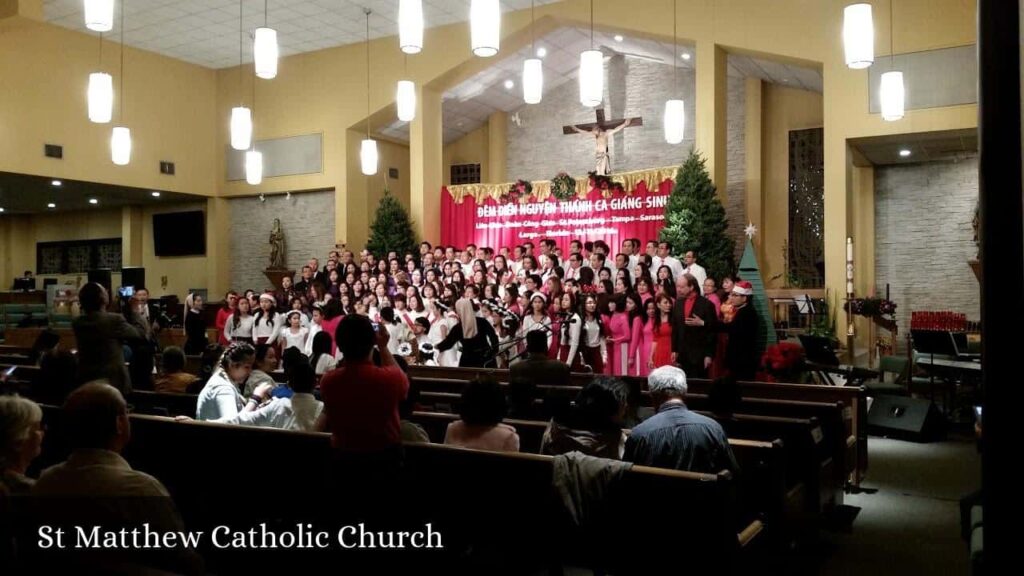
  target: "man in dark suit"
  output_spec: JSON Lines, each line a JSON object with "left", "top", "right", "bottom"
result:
{"left": 670, "top": 274, "right": 717, "bottom": 379}
{"left": 509, "top": 331, "right": 570, "bottom": 418}
{"left": 72, "top": 282, "right": 149, "bottom": 394}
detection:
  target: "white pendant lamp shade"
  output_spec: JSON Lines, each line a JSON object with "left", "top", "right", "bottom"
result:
{"left": 523, "top": 58, "right": 543, "bottom": 104}
{"left": 230, "top": 106, "right": 253, "bottom": 151}
{"left": 470, "top": 0, "right": 500, "bottom": 57}
{"left": 399, "top": 0, "right": 424, "bottom": 54}
{"left": 253, "top": 27, "right": 279, "bottom": 79}
{"left": 879, "top": 70, "right": 905, "bottom": 121}
{"left": 843, "top": 3, "right": 874, "bottom": 69}
{"left": 111, "top": 126, "right": 131, "bottom": 165}
{"left": 579, "top": 50, "right": 603, "bottom": 107}
{"left": 245, "top": 149, "right": 263, "bottom": 185}
{"left": 88, "top": 72, "right": 113, "bottom": 124}
{"left": 396, "top": 80, "right": 417, "bottom": 122}
{"left": 361, "top": 139, "right": 379, "bottom": 175}
{"left": 85, "top": 0, "right": 114, "bottom": 32}
{"left": 663, "top": 99, "right": 686, "bottom": 144}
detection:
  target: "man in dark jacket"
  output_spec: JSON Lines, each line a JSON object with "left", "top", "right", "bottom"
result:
{"left": 510, "top": 331, "right": 570, "bottom": 417}
{"left": 670, "top": 274, "right": 717, "bottom": 379}
{"left": 721, "top": 281, "right": 760, "bottom": 380}
{"left": 71, "top": 282, "right": 148, "bottom": 394}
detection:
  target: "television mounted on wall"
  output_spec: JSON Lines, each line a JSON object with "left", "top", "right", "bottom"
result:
{"left": 153, "top": 211, "right": 206, "bottom": 256}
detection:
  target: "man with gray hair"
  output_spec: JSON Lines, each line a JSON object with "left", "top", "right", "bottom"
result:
{"left": 623, "top": 366, "right": 737, "bottom": 474}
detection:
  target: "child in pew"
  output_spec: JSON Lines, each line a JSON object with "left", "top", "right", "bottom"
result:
{"left": 153, "top": 347, "right": 198, "bottom": 394}
{"left": 443, "top": 376, "right": 520, "bottom": 453}
{"left": 540, "top": 376, "right": 629, "bottom": 459}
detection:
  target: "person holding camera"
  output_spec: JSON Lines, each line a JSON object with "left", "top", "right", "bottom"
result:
{"left": 71, "top": 282, "right": 149, "bottom": 394}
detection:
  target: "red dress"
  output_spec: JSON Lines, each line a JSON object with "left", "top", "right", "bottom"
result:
{"left": 651, "top": 320, "right": 674, "bottom": 368}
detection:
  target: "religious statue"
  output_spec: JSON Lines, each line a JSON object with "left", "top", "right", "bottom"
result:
{"left": 563, "top": 109, "right": 642, "bottom": 176}
{"left": 269, "top": 218, "right": 286, "bottom": 270}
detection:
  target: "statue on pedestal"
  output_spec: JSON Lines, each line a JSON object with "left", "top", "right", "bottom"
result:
{"left": 269, "top": 218, "right": 286, "bottom": 270}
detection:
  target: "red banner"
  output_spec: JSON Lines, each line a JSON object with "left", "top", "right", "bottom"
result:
{"left": 440, "top": 179, "right": 673, "bottom": 254}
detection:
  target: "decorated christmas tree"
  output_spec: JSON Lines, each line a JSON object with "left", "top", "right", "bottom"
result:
{"left": 659, "top": 151, "right": 737, "bottom": 282}
{"left": 738, "top": 229, "right": 778, "bottom": 353}
{"left": 366, "top": 190, "right": 418, "bottom": 260}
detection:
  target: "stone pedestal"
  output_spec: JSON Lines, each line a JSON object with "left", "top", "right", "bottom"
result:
{"left": 263, "top": 269, "right": 295, "bottom": 290}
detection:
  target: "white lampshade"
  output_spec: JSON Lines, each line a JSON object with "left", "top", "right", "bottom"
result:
{"left": 879, "top": 70, "right": 905, "bottom": 121}
{"left": 87, "top": 72, "right": 113, "bottom": 124}
{"left": 245, "top": 149, "right": 263, "bottom": 185}
{"left": 579, "top": 50, "right": 603, "bottom": 107}
{"left": 111, "top": 126, "right": 131, "bottom": 165}
{"left": 399, "top": 0, "right": 424, "bottom": 54}
{"left": 663, "top": 99, "right": 686, "bottom": 144}
{"left": 843, "top": 3, "right": 874, "bottom": 69}
{"left": 523, "top": 58, "right": 543, "bottom": 104}
{"left": 230, "top": 106, "right": 253, "bottom": 151}
{"left": 361, "top": 138, "right": 379, "bottom": 175}
{"left": 253, "top": 27, "right": 279, "bottom": 80}
{"left": 470, "top": 0, "right": 500, "bottom": 57}
{"left": 84, "top": 0, "right": 114, "bottom": 32}
{"left": 396, "top": 80, "right": 416, "bottom": 122}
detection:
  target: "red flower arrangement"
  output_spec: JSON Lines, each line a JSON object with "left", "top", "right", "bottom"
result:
{"left": 757, "top": 342, "right": 807, "bottom": 383}
{"left": 588, "top": 171, "right": 625, "bottom": 195}
{"left": 499, "top": 179, "right": 534, "bottom": 204}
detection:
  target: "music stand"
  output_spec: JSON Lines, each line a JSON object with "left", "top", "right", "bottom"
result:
{"left": 911, "top": 329, "right": 960, "bottom": 414}
{"left": 799, "top": 334, "right": 843, "bottom": 385}
{"left": 794, "top": 294, "right": 815, "bottom": 315}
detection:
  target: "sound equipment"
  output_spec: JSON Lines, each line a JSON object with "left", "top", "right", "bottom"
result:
{"left": 868, "top": 395, "right": 945, "bottom": 442}
{"left": 87, "top": 268, "right": 112, "bottom": 297}
{"left": 121, "top": 267, "right": 146, "bottom": 290}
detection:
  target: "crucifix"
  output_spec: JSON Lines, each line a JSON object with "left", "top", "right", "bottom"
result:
{"left": 563, "top": 108, "right": 643, "bottom": 175}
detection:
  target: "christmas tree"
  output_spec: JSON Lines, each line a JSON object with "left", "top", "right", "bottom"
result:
{"left": 659, "top": 151, "right": 737, "bottom": 281}
{"left": 738, "top": 232, "right": 778, "bottom": 353}
{"left": 366, "top": 190, "right": 418, "bottom": 260}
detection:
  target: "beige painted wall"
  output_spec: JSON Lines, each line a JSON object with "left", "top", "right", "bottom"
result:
{"left": 761, "top": 84, "right": 824, "bottom": 289}
{"left": 442, "top": 125, "right": 490, "bottom": 186}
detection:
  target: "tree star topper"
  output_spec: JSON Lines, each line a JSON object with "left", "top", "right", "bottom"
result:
{"left": 745, "top": 223, "right": 758, "bottom": 239}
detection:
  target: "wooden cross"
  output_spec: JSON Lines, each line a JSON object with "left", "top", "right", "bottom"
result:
{"left": 561, "top": 109, "right": 643, "bottom": 135}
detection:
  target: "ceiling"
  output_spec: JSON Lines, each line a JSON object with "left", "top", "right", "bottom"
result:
{"left": 850, "top": 129, "right": 977, "bottom": 166}
{"left": 44, "top": 0, "right": 560, "bottom": 69}
{"left": 0, "top": 172, "right": 200, "bottom": 215}
{"left": 378, "top": 26, "right": 822, "bottom": 144}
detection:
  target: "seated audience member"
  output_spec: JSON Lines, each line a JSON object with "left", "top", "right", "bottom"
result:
{"left": 212, "top": 363, "right": 323, "bottom": 432}
{"left": 281, "top": 346, "right": 310, "bottom": 376}
{"left": 510, "top": 330, "right": 571, "bottom": 408}
{"left": 623, "top": 365, "right": 737, "bottom": 474}
{"left": 153, "top": 347, "right": 198, "bottom": 394}
{"left": 317, "top": 315, "right": 409, "bottom": 457}
{"left": 31, "top": 383, "right": 201, "bottom": 575}
{"left": 34, "top": 350, "right": 78, "bottom": 405}
{"left": 192, "top": 344, "right": 224, "bottom": 394}
{"left": 195, "top": 343, "right": 255, "bottom": 421}
{"left": 444, "top": 377, "right": 520, "bottom": 453}
{"left": 309, "top": 331, "right": 337, "bottom": 376}
{"left": 0, "top": 395, "right": 44, "bottom": 494}
{"left": 541, "top": 376, "right": 628, "bottom": 459}
{"left": 243, "top": 344, "right": 279, "bottom": 397}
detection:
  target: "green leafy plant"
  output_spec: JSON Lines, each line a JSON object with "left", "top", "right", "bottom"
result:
{"left": 551, "top": 172, "right": 577, "bottom": 201}
{"left": 366, "top": 191, "right": 418, "bottom": 260}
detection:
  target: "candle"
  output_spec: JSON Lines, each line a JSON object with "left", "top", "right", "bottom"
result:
{"left": 847, "top": 281, "right": 854, "bottom": 294}
{"left": 847, "top": 237, "right": 853, "bottom": 262}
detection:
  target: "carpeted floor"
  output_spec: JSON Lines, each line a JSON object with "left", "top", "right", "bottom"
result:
{"left": 817, "top": 432, "right": 981, "bottom": 576}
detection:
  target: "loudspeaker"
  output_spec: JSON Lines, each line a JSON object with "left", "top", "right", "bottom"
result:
{"left": 868, "top": 395, "right": 946, "bottom": 442}
{"left": 87, "top": 268, "right": 112, "bottom": 297}
{"left": 121, "top": 267, "right": 146, "bottom": 291}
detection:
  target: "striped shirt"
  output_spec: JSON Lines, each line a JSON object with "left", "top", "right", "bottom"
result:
{"left": 624, "top": 402, "right": 738, "bottom": 474}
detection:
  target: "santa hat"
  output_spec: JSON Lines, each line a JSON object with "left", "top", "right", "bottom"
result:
{"left": 259, "top": 293, "right": 276, "bottom": 305}
{"left": 530, "top": 292, "right": 547, "bottom": 303}
{"left": 731, "top": 281, "right": 753, "bottom": 296}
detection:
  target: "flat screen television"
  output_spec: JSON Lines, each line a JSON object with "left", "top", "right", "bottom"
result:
{"left": 153, "top": 211, "right": 206, "bottom": 256}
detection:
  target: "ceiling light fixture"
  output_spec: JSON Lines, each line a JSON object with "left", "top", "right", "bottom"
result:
{"left": 254, "top": 0, "right": 279, "bottom": 80}
{"left": 231, "top": 0, "right": 253, "bottom": 150}
{"left": 151, "top": 191, "right": 161, "bottom": 197}
{"left": 470, "top": 0, "right": 500, "bottom": 57}
{"left": 843, "top": 3, "right": 874, "bottom": 69}
{"left": 47, "top": 203, "right": 56, "bottom": 209}
{"left": 504, "top": 79, "right": 515, "bottom": 90}
{"left": 536, "top": 47, "right": 547, "bottom": 58}
{"left": 88, "top": 32, "right": 113, "bottom": 123}
{"left": 89, "top": 198, "right": 99, "bottom": 205}
{"left": 522, "top": 0, "right": 543, "bottom": 104}
{"left": 396, "top": 51, "right": 416, "bottom": 123}
{"left": 246, "top": 36, "right": 263, "bottom": 186}
{"left": 579, "top": 0, "right": 603, "bottom": 107}
{"left": 899, "top": 149, "right": 911, "bottom": 157}
{"left": 111, "top": 0, "right": 131, "bottom": 165}
{"left": 51, "top": 180, "right": 62, "bottom": 187}
{"left": 681, "top": 52, "right": 691, "bottom": 60}
{"left": 614, "top": 34, "right": 623, "bottom": 42}
{"left": 84, "top": 0, "right": 114, "bottom": 32}
{"left": 360, "top": 9, "right": 378, "bottom": 176}
{"left": 663, "top": 0, "right": 685, "bottom": 144}
{"left": 879, "top": 0, "right": 904, "bottom": 121}
{"left": 399, "top": 0, "right": 423, "bottom": 54}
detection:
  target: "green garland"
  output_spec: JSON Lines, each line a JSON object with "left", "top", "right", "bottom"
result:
{"left": 551, "top": 172, "right": 577, "bottom": 201}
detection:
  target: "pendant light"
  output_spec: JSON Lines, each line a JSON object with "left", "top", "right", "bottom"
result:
{"left": 253, "top": 0, "right": 278, "bottom": 79}
{"left": 88, "top": 32, "right": 113, "bottom": 123}
{"left": 396, "top": 77, "right": 416, "bottom": 122}
{"left": 522, "top": 0, "right": 543, "bottom": 104}
{"left": 843, "top": 3, "right": 874, "bottom": 69}
{"left": 110, "top": 1, "right": 131, "bottom": 165}
{"left": 246, "top": 52, "right": 263, "bottom": 185}
{"left": 879, "top": 0, "right": 904, "bottom": 121}
{"left": 664, "top": 0, "right": 685, "bottom": 144}
{"left": 231, "top": 0, "right": 253, "bottom": 150}
{"left": 84, "top": 0, "right": 114, "bottom": 32}
{"left": 579, "top": 0, "right": 602, "bottom": 107}
{"left": 470, "top": 0, "right": 500, "bottom": 57}
{"left": 399, "top": 0, "right": 423, "bottom": 54}
{"left": 361, "top": 9, "right": 378, "bottom": 176}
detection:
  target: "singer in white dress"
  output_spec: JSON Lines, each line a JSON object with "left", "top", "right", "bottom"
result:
{"left": 429, "top": 304, "right": 461, "bottom": 368}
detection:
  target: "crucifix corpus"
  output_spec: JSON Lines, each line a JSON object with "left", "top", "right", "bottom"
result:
{"left": 563, "top": 108, "right": 643, "bottom": 175}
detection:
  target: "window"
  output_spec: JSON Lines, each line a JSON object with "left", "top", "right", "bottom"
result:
{"left": 36, "top": 239, "right": 123, "bottom": 274}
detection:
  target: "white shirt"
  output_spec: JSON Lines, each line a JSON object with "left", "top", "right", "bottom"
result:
{"left": 521, "top": 314, "right": 552, "bottom": 349}
{"left": 196, "top": 371, "right": 246, "bottom": 421}
{"left": 279, "top": 326, "right": 309, "bottom": 352}
{"left": 385, "top": 321, "right": 412, "bottom": 355}
{"left": 628, "top": 254, "right": 640, "bottom": 275}
{"left": 685, "top": 262, "right": 708, "bottom": 288}
{"left": 218, "top": 393, "right": 324, "bottom": 432}
{"left": 314, "top": 353, "right": 337, "bottom": 375}
{"left": 655, "top": 256, "right": 685, "bottom": 280}
{"left": 583, "top": 317, "right": 603, "bottom": 348}
{"left": 252, "top": 311, "right": 283, "bottom": 342}
{"left": 223, "top": 315, "right": 254, "bottom": 341}
{"left": 304, "top": 322, "right": 322, "bottom": 356}
{"left": 562, "top": 313, "right": 582, "bottom": 364}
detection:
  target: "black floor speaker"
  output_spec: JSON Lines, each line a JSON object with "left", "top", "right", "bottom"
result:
{"left": 868, "top": 395, "right": 946, "bottom": 442}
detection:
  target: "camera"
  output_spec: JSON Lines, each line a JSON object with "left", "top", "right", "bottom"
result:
{"left": 118, "top": 285, "right": 135, "bottom": 299}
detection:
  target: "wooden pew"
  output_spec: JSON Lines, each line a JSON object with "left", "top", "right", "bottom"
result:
{"left": 35, "top": 408, "right": 756, "bottom": 574}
